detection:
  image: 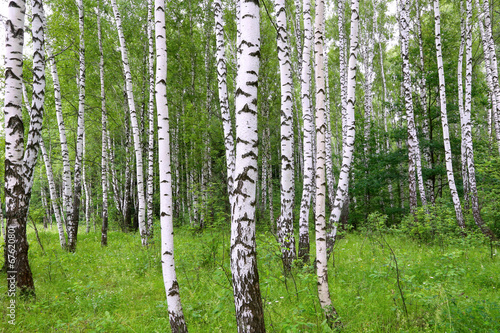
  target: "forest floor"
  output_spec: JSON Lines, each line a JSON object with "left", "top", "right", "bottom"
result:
{"left": 0, "top": 224, "right": 499, "bottom": 332}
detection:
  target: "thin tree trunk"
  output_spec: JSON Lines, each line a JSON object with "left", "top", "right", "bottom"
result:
{"left": 298, "top": 0, "right": 314, "bottom": 263}
{"left": 146, "top": 0, "right": 155, "bottom": 240}
{"left": 478, "top": 0, "right": 500, "bottom": 155}
{"left": 214, "top": 0, "right": 235, "bottom": 206}
{"left": 83, "top": 132, "right": 90, "bottom": 233}
{"left": 374, "top": 0, "right": 394, "bottom": 208}
{"left": 155, "top": 0, "right": 189, "bottom": 330}
{"left": 40, "top": 138, "right": 66, "bottom": 248}
{"left": 457, "top": 5, "right": 470, "bottom": 210}
{"left": 433, "top": 0, "right": 465, "bottom": 229}
{"left": 327, "top": 0, "right": 360, "bottom": 256}
{"left": 464, "top": 0, "right": 496, "bottom": 239}
{"left": 46, "top": 45, "right": 72, "bottom": 226}
{"left": 415, "top": 0, "right": 434, "bottom": 204}
{"left": 315, "top": 0, "right": 341, "bottom": 326}
{"left": 97, "top": 0, "right": 109, "bottom": 246}
{"left": 67, "top": 0, "right": 86, "bottom": 252}
{"left": 230, "top": 1, "right": 266, "bottom": 331}
{"left": 399, "top": 0, "right": 427, "bottom": 213}
{"left": 111, "top": 0, "right": 148, "bottom": 245}
{"left": 275, "top": 0, "right": 296, "bottom": 273}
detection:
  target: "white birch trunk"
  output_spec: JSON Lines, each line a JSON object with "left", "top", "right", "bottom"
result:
{"left": 275, "top": 0, "right": 296, "bottom": 272}
{"left": 464, "top": 0, "right": 496, "bottom": 239}
{"left": 478, "top": 0, "right": 500, "bottom": 155}
{"left": 433, "top": 0, "right": 465, "bottom": 229}
{"left": 97, "top": 0, "right": 109, "bottom": 246}
{"left": 83, "top": 131, "right": 90, "bottom": 233}
{"left": 66, "top": 0, "right": 86, "bottom": 252}
{"left": 147, "top": 0, "right": 155, "bottom": 240}
{"left": 457, "top": 6, "right": 470, "bottom": 210}
{"left": 315, "top": 0, "right": 340, "bottom": 325}
{"left": 46, "top": 45, "right": 72, "bottom": 225}
{"left": 4, "top": 0, "right": 35, "bottom": 293}
{"left": 40, "top": 138, "right": 66, "bottom": 248}
{"left": 298, "top": 0, "right": 314, "bottom": 263}
{"left": 155, "top": 1, "right": 188, "bottom": 331}
{"left": 214, "top": 0, "right": 236, "bottom": 205}
{"left": 415, "top": 0, "right": 434, "bottom": 204}
{"left": 373, "top": 0, "right": 394, "bottom": 207}
{"left": 399, "top": 0, "right": 427, "bottom": 213}
{"left": 327, "top": 0, "right": 360, "bottom": 254}
{"left": 111, "top": 0, "right": 148, "bottom": 246}
{"left": 230, "top": 1, "right": 266, "bottom": 330}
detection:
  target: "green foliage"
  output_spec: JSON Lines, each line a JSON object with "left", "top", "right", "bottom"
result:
{"left": 1, "top": 227, "right": 499, "bottom": 332}
{"left": 399, "top": 199, "right": 487, "bottom": 245}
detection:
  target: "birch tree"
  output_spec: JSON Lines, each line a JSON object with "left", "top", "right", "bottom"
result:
{"left": 147, "top": 0, "right": 155, "bottom": 240}
{"left": 327, "top": 0, "right": 360, "bottom": 255}
{"left": 45, "top": 44, "right": 72, "bottom": 227}
{"left": 214, "top": 0, "right": 235, "bottom": 205}
{"left": 298, "top": 0, "right": 314, "bottom": 263}
{"left": 315, "top": 0, "right": 341, "bottom": 325}
{"left": 4, "top": 0, "right": 44, "bottom": 294}
{"left": 457, "top": 4, "right": 470, "bottom": 210}
{"left": 97, "top": 0, "right": 109, "bottom": 246}
{"left": 275, "top": 0, "right": 296, "bottom": 273}
{"left": 230, "top": 0, "right": 266, "bottom": 331}
{"left": 477, "top": 0, "right": 500, "bottom": 155}
{"left": 463, "top": 0, "right": 496, "bottom": 239}
{"left": 432, "top": 0, "right": 465, "bottom": 229}
{"left": 110, "top": 0, "right": 148, "bottom": 246}
{"left": 415, "top": 0, "right": 434, "bottom": 203}
{"left": 399, "top": 0, "right": 427, "bottom": 213}
{"left": 155, "top": 0, "right": 188, "bottom": 330}
{"left": 66, "top": 0, "right": 86, "bottom": 252}
{"left": 40, "top": 138, "right": 66, "bottom": 248}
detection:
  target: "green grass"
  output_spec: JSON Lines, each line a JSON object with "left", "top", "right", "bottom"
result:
{"left": 0, "top": 224, "right": 499, "bottom": 332}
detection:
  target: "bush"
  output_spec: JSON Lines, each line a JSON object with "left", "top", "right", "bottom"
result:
{"left": 400, "top": 199, "right": 468, "bottom": 244}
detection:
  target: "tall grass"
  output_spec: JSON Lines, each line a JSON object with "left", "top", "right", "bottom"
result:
{"left": 0, "top": 223, "right": 498, "bottom": 332}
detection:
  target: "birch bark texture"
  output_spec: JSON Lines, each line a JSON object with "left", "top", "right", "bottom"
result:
{"left": 432, "top": 0, "right": 465, "bottom": 229}
{"left": 97, "top": 0, "right": 109, "bottom": 246}
{"left": 40, "top": 138, "right": 66, "bottom": 248}
{"left": 214, "top": 0, "right": 235, "bottom": 205}
{"left": 327, "top": 0, "right": 360, "bottom": 255}
{"left": 463, "top": 0, "right": 496, "bottom": 240}
{"left": 275, "top": 0, "right": 296, "bottom": 272}
{"left": 298, "top": 0, "right": 314, "bottom": 263}
{"left": 314, "top": 0, "right": 341, "bottom": 326}
{"left": 230, "top": 1, "right": 266, "bottom": 331}
{"left": 66, "top": 0, "right": 86, "bottom": 252}
{"left": 457, "top": 4, "right": 470, "bottom": 210}
{"left": 478, "top": 0, "right": 500, "bottom": 155}
{"left": 399, "top": 0, "right": 427, "bottom": 213}
{"left": 46, "top": 45, "right": 72, "bottom": 226}
{"left": 4, "top": 0, "right": 34, "bottom": 294}
{"left": 147, "top": 0, "right": 155, "bottom": 241}
{"left": 110, "top": 0, "right": 148, "bottom": 246}
{"left": 155, "top": 0, "right": 189, "bottom": 331}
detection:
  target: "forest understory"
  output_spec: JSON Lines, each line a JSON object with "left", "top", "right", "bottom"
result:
{"left": 1, "top": 222, "right": 498, "bottom": 332}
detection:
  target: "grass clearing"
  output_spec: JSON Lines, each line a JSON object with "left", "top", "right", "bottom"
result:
{"left": 0, "top": 225, "right": 498, "bottom": 332}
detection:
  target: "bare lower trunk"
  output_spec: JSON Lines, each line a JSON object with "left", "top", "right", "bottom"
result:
{"left": 298, "top": 0, "right": 314, "bottom": 263}
{"left": 275, "top": 0, "right": 296, "bottom": 273}
{"left": 111, "top": 0, "right": 148, "bottom": 245}
{"left": 315, "top": 0, "right": 341, "bottom": 326}
{"left": 230, "top": 1, "right": 266, "bottom": 331}
{"left": 464, "top": 0, "right": 496, "bottom": 239}
{"left": 433, "top": 0, "right": 465, "bottom": 229}
{"left": 155, "top": 0, "right": 189, "bottom": 330}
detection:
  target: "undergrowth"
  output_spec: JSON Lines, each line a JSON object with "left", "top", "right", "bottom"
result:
{"left": 0, "top": 221, "right": 498, "bottom": 332}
